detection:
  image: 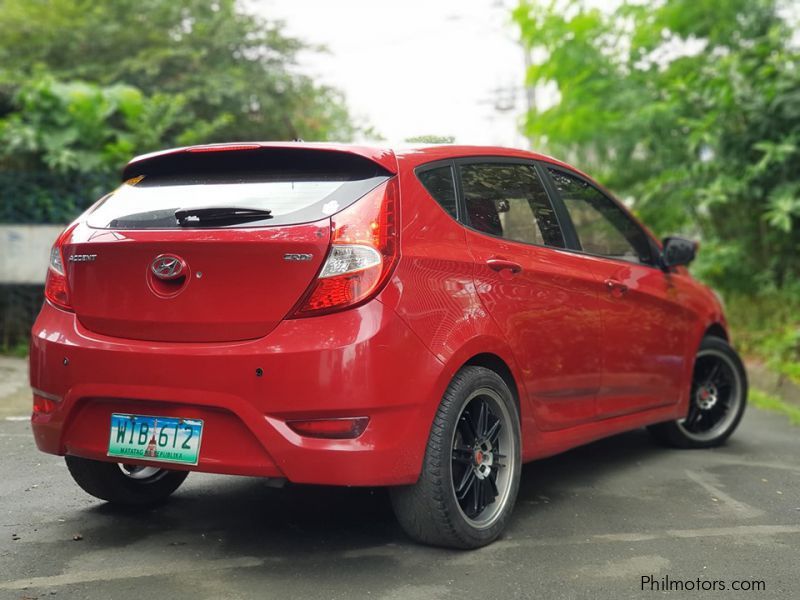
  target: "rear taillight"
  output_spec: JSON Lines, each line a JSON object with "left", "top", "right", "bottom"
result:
{"left": 44, "top": 230, "right": 73, "bottom": 311}
{"left": 291, "top": 178, "right": 399, "bottom": 317}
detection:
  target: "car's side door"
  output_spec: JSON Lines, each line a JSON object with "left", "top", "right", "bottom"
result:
{"left": 543, "top": 166, "right": 694, "bottom": 418}
{"left": 458, "top": 159, "right": 603, "bottom": 431}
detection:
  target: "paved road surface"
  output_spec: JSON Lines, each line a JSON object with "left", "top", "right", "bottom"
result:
{"left": 1, "top": 358, "right": 798, "bottom": 599}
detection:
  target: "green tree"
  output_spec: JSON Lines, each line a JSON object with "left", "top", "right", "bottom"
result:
{"left": 0, "top": 77, "right": 190, "bottom": 222}
{"left": 0, "top": 0, "right": 361, "bottom": 223}
{"left": 0, "top": 0, "right": 356, "bottom": 143}
{"left": 513, "top": 0, "right": 800, "bottom": 293}
{"left": 1, "top": 78, "right": 190, "bottom": 173}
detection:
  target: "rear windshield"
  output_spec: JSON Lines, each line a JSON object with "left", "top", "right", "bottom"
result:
{"left": 87, "top": 148, "right": 392, "bottom": 229}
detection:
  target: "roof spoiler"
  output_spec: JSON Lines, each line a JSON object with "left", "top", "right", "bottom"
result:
{"left": 122, "top": 143, "right": 397, "bottom": 182}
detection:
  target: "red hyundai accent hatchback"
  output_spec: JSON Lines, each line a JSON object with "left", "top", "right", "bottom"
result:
{"left": 30, "top": 143, "right": 747, "bottom": 548}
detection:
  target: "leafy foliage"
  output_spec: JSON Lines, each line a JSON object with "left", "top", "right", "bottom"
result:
{"left": 0, "top": 0, "right": 357, "bottom": 143}
{"left": 1, "top": 78, "right": 193, "bottom": 175}
{"left": 725, "top": 290, "right": 800, "bottom": 381}
{"left": 513, "top": 0, "right": 800, "bottom": 293}
{"left": 0, "top": 0, "right": 358, "bottom": 223}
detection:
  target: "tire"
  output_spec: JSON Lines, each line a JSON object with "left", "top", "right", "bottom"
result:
{"left": 648, "top": 336, "right": 747, "bottom": 449}
{"left": 390, "top": 366, "right": 522, "bottom": 549}
{"left": 65, "top": 455, "right": 188, "bottom": 506}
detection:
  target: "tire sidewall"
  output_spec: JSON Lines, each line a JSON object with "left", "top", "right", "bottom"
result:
{"left": 65, "top": 455, "right": 188, "bottom": 506}
{"left": 114, "top": 466, "right": 187, "bottom": 504}
{"left": 438, "top": 368, "right": 522, "bottom": 547}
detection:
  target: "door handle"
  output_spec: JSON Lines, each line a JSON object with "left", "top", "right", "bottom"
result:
{"left": 604, "top": 278, "right": 629, "bottom": 297}
{"left": 487, "top": 258, "right": 522, "bottom": 274}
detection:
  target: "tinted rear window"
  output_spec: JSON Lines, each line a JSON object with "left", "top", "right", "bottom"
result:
{"left": 417, "top": 165, "right": 457, "bottom": 218}
{"left": 460, "top": 162, "right": 565, "bottom": 248}
{"left": 88, "top": 148, "right": 391, "bottom": 229}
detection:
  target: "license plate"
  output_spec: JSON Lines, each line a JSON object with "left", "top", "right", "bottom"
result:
{"left": 107, "top": 413, "right": 203, "bottom": 466}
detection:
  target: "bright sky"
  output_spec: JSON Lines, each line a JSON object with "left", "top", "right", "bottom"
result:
{"left": 252, "top": 1, "right": 800, "bottom": 148}
{"left": 254, "top": 0, "right": 529, "bottom": 147}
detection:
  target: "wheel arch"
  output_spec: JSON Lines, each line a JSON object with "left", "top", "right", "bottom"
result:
{"left": 427, "top": 337, "right": 533, "bottom": 454}
{"left": 704, "top": 322, "right": 729, "bottom": 341}
{"left": 462, "top": 352, "right": 521, "bottom": 414}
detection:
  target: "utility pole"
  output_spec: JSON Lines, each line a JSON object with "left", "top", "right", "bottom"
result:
{"left": 523, "top": 46, "right": 536, "bottom": 114}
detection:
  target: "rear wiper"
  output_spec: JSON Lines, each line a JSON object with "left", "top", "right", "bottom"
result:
{"left": 175, "top": 206, "right": 273, "bottom": 227}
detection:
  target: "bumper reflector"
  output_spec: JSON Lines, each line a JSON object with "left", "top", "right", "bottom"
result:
{"left": 33, "top": 394, "right": 56, "bottom": 415}
{"left": 287, "top": 417, "right": 369, "bottom": 439}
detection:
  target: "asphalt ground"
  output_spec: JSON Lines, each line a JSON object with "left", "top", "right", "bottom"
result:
{"left": 1, "top": 357, "right": 798, "bottom": 600}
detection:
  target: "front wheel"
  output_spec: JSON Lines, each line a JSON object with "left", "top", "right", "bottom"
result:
{"left": 390, "top": 366, "right": 521, "bottom": 549}
{"left": 65, "top": 455, "right": 188, "bottom": 506}
{"left": 648, "top": 336, "right": 747, "bottom": 448}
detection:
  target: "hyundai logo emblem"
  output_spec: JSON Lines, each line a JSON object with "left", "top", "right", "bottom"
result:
{"left": 150, "top": 254, "right": 186, "bottom": 280}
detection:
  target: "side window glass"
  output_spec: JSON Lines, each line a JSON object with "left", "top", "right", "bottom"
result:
{"left": 459, "top": 162, "right": 565, "bottom": 248}
{"left": 417, "top": 165, "right": 457, "bottom": 218}
{"left": 548, "top": 168, "right": 653, "bottom": 264}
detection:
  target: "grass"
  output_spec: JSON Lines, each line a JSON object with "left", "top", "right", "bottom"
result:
{"left": 0, "top": 342, "right": 28, "bottom": 358}
{"left": 749, "top": 389, "right": 800, "bottom": 426}
{"left": 726, "top": 291, "right": 800, "bottom": 385}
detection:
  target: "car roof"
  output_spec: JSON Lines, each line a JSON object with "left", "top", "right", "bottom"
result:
{"left": 124, "top": 142, "right": 591, "bottom": 181}
{"left": 122, "top": 141, "right": 655, "bottom": 243}
{"left": 392, "top": 143, "right": 584, "bottom": 172}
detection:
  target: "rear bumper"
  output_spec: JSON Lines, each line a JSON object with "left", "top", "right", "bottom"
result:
{"left": 29, "top": 300, "right": 444, "bottom": 486}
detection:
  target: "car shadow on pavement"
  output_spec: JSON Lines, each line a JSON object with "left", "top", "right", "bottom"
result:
{"left": 74, "top": 427, "right": 678, "bottom": 559}
{"left": 518, "top": 427, "right": 667, "bottom": 498}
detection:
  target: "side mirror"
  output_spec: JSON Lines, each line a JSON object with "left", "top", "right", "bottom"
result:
{"left": 661, "top": 237, "right": 697, "bottom": 268}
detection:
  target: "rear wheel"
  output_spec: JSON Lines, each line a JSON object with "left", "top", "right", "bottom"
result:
{"left": 65, "top": 455, "right": 188, "bottom": 506}
{"left": 390, "top": 366, "right": 521, "bottom": 549}
{"left": 648, "top": 336, "right": 747, "bottom": 448}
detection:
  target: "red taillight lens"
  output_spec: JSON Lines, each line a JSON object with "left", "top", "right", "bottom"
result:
{"left": 295, "top": 266, "right": 382, "bottom": 314}
{"left": 44, "top": 240, "right": 73, "bottom": 311}
{"left": 45, "top": 269, "right": 71, "bottom": 310}
{"left": 287, "top": 417, "right": 369, "bottom": 439}
{"left": 291, "top": 178, "right": 399, "bottom": 317}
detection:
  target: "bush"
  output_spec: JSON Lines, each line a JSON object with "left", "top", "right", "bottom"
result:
{"left": 0, "top": 285, "right": 43, "bottom": 352}
{"left": 726, "top": 290, "right": 800, "bottom": 382}
{"left": 0, "top": 170, "right": 115, "bottom": 224}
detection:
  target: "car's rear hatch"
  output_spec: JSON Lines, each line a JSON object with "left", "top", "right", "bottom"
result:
{"left": 64, "top": 145, "right": 394, "bottom": 342}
